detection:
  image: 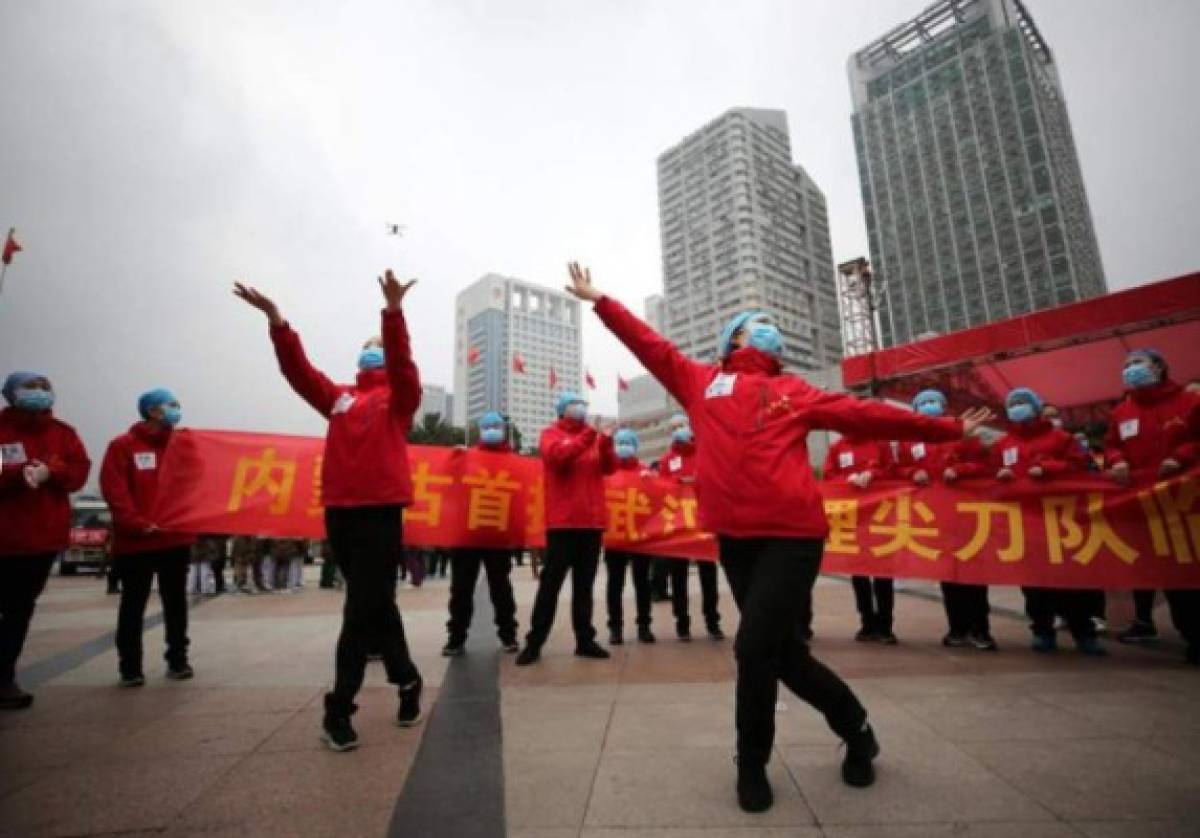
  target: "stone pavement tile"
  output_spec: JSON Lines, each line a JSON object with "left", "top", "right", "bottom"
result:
{"left": 779, "top": 738, "right": 1053, "bottom": 826}
{"left": 614, "top": 681, "right": 733, "bottom": 706}
{"left": 961, "top": 738, "right": 1200, "bottom": 821}
{"left": 0, "top": 766, "right": 48, "bottom": 802}
{"left": 0, "top": 719, "right": 143, "bottom": 769}
{"left": 847, "top": 673, "right": 991, "bottom": 701}
{"left": 585, "top": 747, "right": 814, "bottom": 829}
{"left": 1037, "top": 689, "right": 1200, "bottom": 737}
{"left": 257, "top": 686, "right": 438, "bottom": 753}
{"left": 1145, "top": 735, "right": 1200, "bottom": 771}
{"left": 509, "top": 829, "right": 581, "bottom": 838}
{"left": 170, "top": 685, "right": 322, "bottom": 716}
{"left": 4, "top": 682, "right": 197, "bottom": 728}
{"left": 165, "top": 803, "right": 395, "bottom": 837}
{"left": 888, "top": 691, "right": 1099, "bottom": 742}
{"left": 975, "top": 670, "right": 1155, "bottom": 694}
{"left": 0, "top": 754, "right": 239, "bottom": 837}
{"left": 501, "top": 652, "right": 627, "bottom": 688}
{"left": 505, "top": 747, "right": 601, "bottom": 829}
{"left": 774, "top": 693, "right": 936, "bottom": 748}
{"left": 505, "top": 683, "right": 621, "bottom": 706}
{"left": 822, "top": 825, "right": 1080, "bottom": 838}
{"left": 173, "top": 744, "right": 417, "bottom": 832}
{"left": 503, "top": 696, "right": 613, "bottom": 753}
{"left": 90, "top": 708, "right": 291, "bottom": 762}
{"left": 1073, "top": 820, "right": 1200, "bottom": 838}
{"left": 583, "top": 829, "right": 817, "bottom": 837}
{"left": 618, "top": 644, "right": 735, "bottom": 685}
{"left": 605, "top": 700, "right": 733, "bottom": 751}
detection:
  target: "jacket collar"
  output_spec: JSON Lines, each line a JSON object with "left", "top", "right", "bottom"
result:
{"left": 1007, "top": 417, "right": 1054, "bottom": 439}
{"left": 131, "top": 420, "right": 172, "bottom": 445}
{"left": 355, "top": 368, "right": 388, "bottom": 391}
{"left": 555, "top": 417, "right": 588, "bottom": 434}
{"left": 669, "top": 440, "right": 696, "bottom": 457}
{"left": 0, "top": 406, "right": 53, "bottom": 430}
{"left": 1128, "top": 379, "right": 1182, "bottom": 406}
{"left": 722, "top": 347, "right": 782, "bottom": 376}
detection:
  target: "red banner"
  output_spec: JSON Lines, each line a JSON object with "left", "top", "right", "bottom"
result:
{"left": 152, "top": 430, "right": 1200, "bottom": 588}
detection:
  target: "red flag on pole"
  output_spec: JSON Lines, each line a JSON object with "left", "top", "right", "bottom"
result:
{"left": 512, "top": 353, "right": 526, "bottom": 374}
{"left": 585, "top": 370, "right": 596, "bottom": 390}
{"left": 548, "top": 367, "right": 558, "bottom": 390}
{"left": 617, "top": 374, "right": 630, "bottom": 392}
{"left": 2, "top": 229, "right": 21, "bottom": 266}
{"left": 467, "top": 345, "right": 481, "bottom": 365}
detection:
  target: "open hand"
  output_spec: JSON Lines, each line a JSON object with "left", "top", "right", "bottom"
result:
{"left": 912, "top": 469, "right": 929, "bottom": 485}
{"left": 23, "top": 461, "right": 50, "bottom": 489}
{"left": 1159, "top": 458, "right": 1182, "bottom": 478}
{"left": 378, "top": 269, "right": 417, "bottom": 311}
{"left": 943, "top": 467, "right": 958, "bottom": 483}
{"left": 1028, "top": 465, "right": 1045, "bottom": 479}
{"left": 1109, "top": 461, "right": 1131, "bottom": 485}
{"left": 233, "top": 282, "right": 283, "bottom": 327}
{"left": 565, "top": 262, "right": 601, "bottom": 303}
{"left": 960, "top": 406, "right": 995, "bottom": 437}
{"left": 996, "top": 468, "right": 1015, "bottom": 482}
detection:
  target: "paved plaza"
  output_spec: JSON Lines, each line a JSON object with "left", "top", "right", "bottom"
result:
{"left": 2, "top": 566, "right": 1198, "bottom": 837}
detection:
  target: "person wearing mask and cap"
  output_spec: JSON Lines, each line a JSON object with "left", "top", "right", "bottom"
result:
{"left": 823, "top": 432, "right": 898, "bottom": 644}
{"left": 0, "top": 372, "right": 91, "bottom": 710}
{"left": 516, "top": 391, "right": 616, "bottom": 665}
{"left": 993, "top": 387, "right": 1103, "bottom": 655}
{"left": 896, "top": 389, "right": 996, "bottom": 650}
{"left": 657, "top": 414, "right": 724, "bottom": 641}
{"left": 649, "top": 414, "right": 693, "bottom": 603}
{"left": 234, "top": 271, "right": 425, "bottom": 751}
{"left": 1106, "top": 349, "right": 1200, "bottom": 664}
{"left": 604, "top": 428, "right": 657, "bottom": 646}
{"left": 101, "top": 387, "right": 198, "bottom": 686}
{"left": 442, "top": 411, "right": 520, "bottom": 657}
{"left": 565, "top": 262, "right": 993, "bottom": 812}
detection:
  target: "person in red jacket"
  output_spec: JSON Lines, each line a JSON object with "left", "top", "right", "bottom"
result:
{"left": 101, "top": 387, "right": 197, "bottom": 686}
{"left": 1105, "top": 349, "right": 1199, "bottom": 664}
{"left": 234, "top": 271, "right": 424, "bottom": 751}
{"left": 823, "top": 434, "right": 898, "bottom": 644}
{"left": 898, "top": 389, "right": 996, "bottom": 651}
{"left": 515, "top": 391, "right": 617, "bottom": 665}
{"left": 442, "top": 411, "right": 520, "bottom": 657}
{"left": 566, "top": 262, "right": 992, "bottom": 812}
{"left": 658, "top": 414, "right": 723, "bottom": 642}
{"left": 993, "top": 387, "right": 1104, "bottom": 656}
{"left": 649, "top": 414, "right": 694, "bottom": 603}
{"left": 604, "top": 428, "right": 658, "bottom": 645}
{"left": 0, "top": 372, "right": 91, "bottom": 710}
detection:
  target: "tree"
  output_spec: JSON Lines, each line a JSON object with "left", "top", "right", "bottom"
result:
{"left": 407, "top": 413, "right": 465, "bottom": 447}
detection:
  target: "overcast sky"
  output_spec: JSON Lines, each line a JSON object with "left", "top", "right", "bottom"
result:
{"left": 2, "top": 0, "right": 1197, "bottom": 484}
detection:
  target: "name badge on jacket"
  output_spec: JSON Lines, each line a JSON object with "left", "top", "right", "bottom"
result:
{"left": 1118, "top": 419, "right": 1139, "bottom": 440}
{"left": 668, "top": 456, "right": 682, "bottom": 472}
{"left": 1, "top": 442, "right": 29, "bottom": 466}
{"left": 332, "top": 393, "right": 357, "bottom": 415}
{"left": 134, "top": 452, "right": 158, "bottom": 470}
{"left": 1002, "top": 447, "right": 1018, "bottom": 467}
{"left": 838, "top": 452, "right": 854, "bottom": 469}
{"left": 705, "top": 373, "right": 737, "bottom": 399}
{"left": 911, "top": 443, "right": 926, "bottom": 460}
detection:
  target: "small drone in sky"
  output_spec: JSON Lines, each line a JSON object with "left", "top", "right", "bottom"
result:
{"left": 385, "top": 223, "right": 406, "bottom": 237}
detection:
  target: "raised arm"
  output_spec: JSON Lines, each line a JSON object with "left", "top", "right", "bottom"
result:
{"left": 566, "top": 262, "right": 706, "bottom": 409}
{"left": 804, "top": 387, "right": 989, "bottom": 443}
{"left": 234, "top": 282, "right": 339, "bottom": 418}
{"left": 378, "top": 270, "right": 422, "bottom": 418}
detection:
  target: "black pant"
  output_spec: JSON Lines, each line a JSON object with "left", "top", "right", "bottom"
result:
{"left": 1164, "top": 589, "right": 1200, "bottom": 648}
{"left": 605, "top": 551, "right": 653, "bottom": 632}
{"left": 940, "top": 582, "right": 991, "bottom": 637}
{"left": 851, "top": 575, "right": 894, "bottom": 633}
{"left": 650, "top": 558, "right": 671, "bottom": 600}
{"left": 720, "top": 536, "right": 867, "bottom": 767}
{"left": 670, "top": 559, "right": 720, "bottom": 631}
{"left": 446, "top": 549, "right": 518, "bottom": 644}
{"left": 525, "top": 528, "right": 602, "bottom": 648}
{"left": 1133, "top": 589, "right": 1156, "bottom": 624}
{"left": 211, "top": 558, "right": 227, "bottom": 594}
{"left": 326, "top": 505, "right": 420, "bottom": 711}
{"left": 115, "top": 547, "right": 191, "bottom": 677}
{"left": 1022, "top": 587, "right": 1096, "bottom": 641}
{"left": 0, "top": 553, "right": 55, "bottom": 686}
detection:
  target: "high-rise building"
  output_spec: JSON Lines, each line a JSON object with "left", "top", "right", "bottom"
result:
{"left": 657, "top": 108, "right": 843, "bottom": 371}
{"left": 417, "top": 383, "right": 450, "bottom": 425}
{"left": 453, "top": 273, "right": 582, "bottom": 447}
{"left": 848, "top": 0, "right": 1105, "bottom": 348}
{"left": 644, "top": 294, "right": 666, "bottom": 332}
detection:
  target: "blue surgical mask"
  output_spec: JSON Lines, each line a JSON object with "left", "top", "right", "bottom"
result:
{"left": 672, "top": 428, "right": 693, "bottom": 445}
{"left": 1006, "top": 403, "right": 1035, "bottom": 424}
{"left": 746, "top": 322, "right": 783, "bottom": 358}
{"left": 358, "top": 347, "right": 385, "bottom": 370}
{"left": 480, "top": 427, "right": 504, "bottom": 446}
{"left": 564, "top": 403, "right": 587, "bottom": 421}
{"left": 916, "top": 401, "right": 944, "bottom": 417}
{"left": 160, "top": 405, "right": 182, "bottom": 427}
{"left": 14, "top": 387, "right": 54, "bottom": 412}
{"left": 1122, "top": 364, "right": 1157, "bottom": 390}
{"left": 615, "top": 443, "right": 637, "bottom": 461}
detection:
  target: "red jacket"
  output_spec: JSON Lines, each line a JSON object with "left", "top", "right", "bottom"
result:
{"left": 0, "top": 408, "right": 91, "bottom": 556}
{"left": 271, "top": 308, "right": 421, "bottom": 508}
{"left": 658, "top": 440, "right": 697, "bottom": 483}
{"left": 893, "top": 436, "right": 990, "bottom": 481}
{"left": 539, "top": 419, "right": 616, "bottom": 530}
{"left": 1103, "top": 380, "right": 1200, "bottom": 475}
{"left": 594, "top": 296, "right": 964, "bottom": 539}
{"left": 991, "top": 419, "right": 1088, "bottom": 478}
{"left": 823, "top": 437, "right": 894, "bottom": 481}
{"left": 100, "top": 421, "right": 196, "bottom": 555}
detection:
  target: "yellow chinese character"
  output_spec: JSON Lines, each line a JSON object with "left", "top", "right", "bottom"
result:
{"left": 954, "top": 501, "right": 1024, "bottom": 562}
{"left": 227, "top": 448, "right": 297, "bottom": 515}
{"left": 406, "top": 461, "right": 454, "bottom": 527}
{"left": 525, "top": 477, "right": 545, "bottom": 536}
{"left": 606, "top": 486, "right": 653, "bottom": 541}
{"left": 1137, "top": 476, "right": 1199, "bottom": 563}
{"left": 659, "top": 494, "right": 700, "bottom": 535}
{"left": 1042, "top": 493, "right": 1138, "bottom": 566}
{"left": 824, "top": 499, "right": 859, "bottom": 555}
{"left": 869, "top": 493, "right": 940, "bottom": 560}
{"left": 462, "top": 468, "right": 521, "bottom": 531}
{"left": 306, "top": 455, "right": 324, "bottom": 517}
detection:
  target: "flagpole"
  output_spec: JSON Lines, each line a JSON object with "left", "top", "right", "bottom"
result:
{"left": 0, "top": 262, "right": 8, "bottom": 299}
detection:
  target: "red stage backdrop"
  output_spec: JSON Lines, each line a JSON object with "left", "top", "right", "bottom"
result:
{"left": 153, "top": 430, "right": 1200, "bottom": 589}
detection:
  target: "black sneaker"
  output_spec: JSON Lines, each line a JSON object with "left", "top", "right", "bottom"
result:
{"left": 442, "top": 640, "right": 465, "bottom": 657}
{"left": 119, "top": 673, "right": 146, "bottom": 688}
{"left": 876, "top": 631, "right": 899, "bottom": 646}
{"left": 708, "top": 626, "right": 726, "bottom": 641}
{"left": 609, "top": 630, "right": 624, "bottom": 646}
{"left": 1117, "top": 621, "right": 1158, "bottom": 644}
{"left": 500, "top": 638, "right": 520, "bottom": 654}
{"left": 575, "top": 642, "right": 610, "bottom": 659}
{"left": 166, "top": 663, "right": 194, "bottom": 681}
{"left": 971, "top": 633, "right": 998, "bottom": 651}
{"left": 735, "top": 759, "right": 773, "bottom": 813}
{"left": 841, "top": 722, "right": 880, "bottom": 787}
{"left": 0, "top": 682, "right": 34, "bottom": 711}
{"left": 677, "top": 626, "right": 692, "bottom": 642}
{"left": 1186, "top": 644, "right": 1199, "bottom": 666}
{"left": 942, "top": 633, "right": 970, "bottom": 648}
{"left": 515, "top": 645, "right": 541, "bottom": 666}
{"left": 397, "top": 679, "right": 423, "bottom": 727}
{"left": 322, "top": 695, "right": 359, "bottom": 752}
{"left": 637, "top": 627, "right": 656, "bottom": 644}
{"left": 854, "top": 627, "right": 876, "bottom": 642}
